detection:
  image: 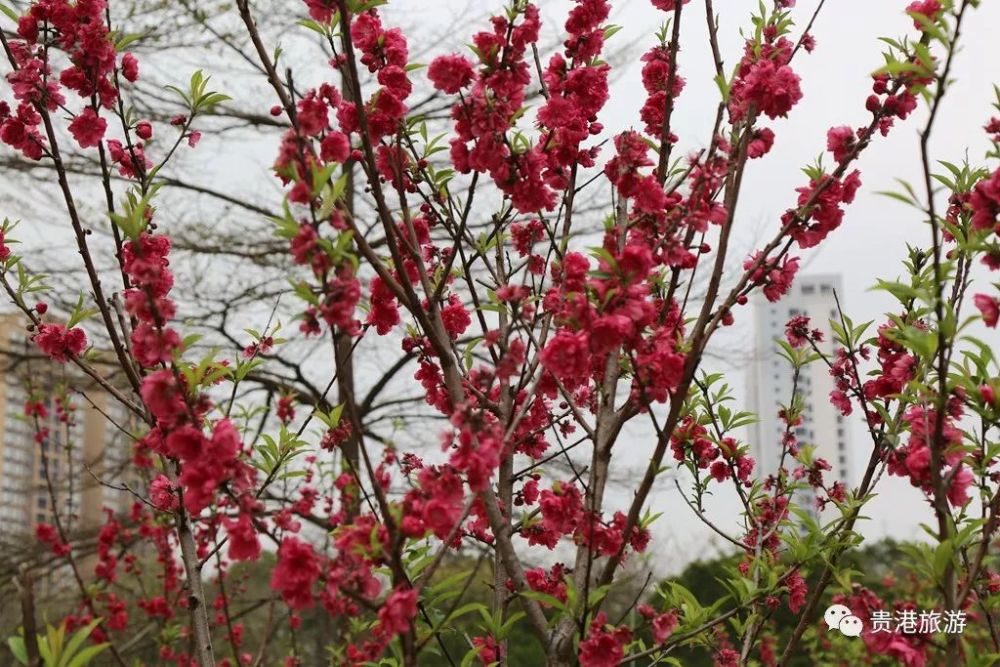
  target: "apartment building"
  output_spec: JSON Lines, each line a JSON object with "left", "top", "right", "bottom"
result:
{"left": 747, "top": 275, "right": 854, "bottom": 493}
{"left": 0, "top": 313, "right": 132, "bottom": 541}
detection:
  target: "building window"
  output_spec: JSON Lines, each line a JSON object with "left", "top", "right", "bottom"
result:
{"left": 802, "top": 284, "right": 815, "bottom": 294}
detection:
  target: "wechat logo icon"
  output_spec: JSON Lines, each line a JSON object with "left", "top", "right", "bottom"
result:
{"left": 825, "top": 604, "right": 864, "bottom": 637}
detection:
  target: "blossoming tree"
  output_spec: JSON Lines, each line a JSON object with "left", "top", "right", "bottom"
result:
{"left": 2, "top": 0, "right": 1000, "bottom": 665}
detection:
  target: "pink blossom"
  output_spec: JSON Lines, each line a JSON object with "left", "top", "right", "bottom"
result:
{"left": 121, "top": 53, "right": 140, "bottom": 82}
{"left": 826, "top": 125, "right": 856, "bottom": 162}
{"left": 377, "top": 588, "right": 418, "bottom": 637}
{"left": 225, "top": 513, "right": 261, "bottom": 561}
{"left": 140, "top": 370, "right": 186, "bottom": 426}
{"left": 68, "top": 107, "right": 107, "bottom": 148}
{"left": 747, "top": 127, "right": 775, "bottom": 159}
{"left": 947, "top": 466, "right": 973, "bottom": 507}
{"left": 650, "top": 0, "right": 690, "bottom": 10}
{"left": 540, "top": 330, "right": 591, "bottom": 385}
{"left": 971, "top": 170, "right": 1000, "bottom": 232}
{"left": 975, "top": 293, "right": 999, "bottom": 328}
{"left": 578, "top": 613, "right": 630, "bottom": 667}
{"left": 472, "top": 636, "right": 503, "bottom": 665}
{"left": 651, "top": 611, "right": 678, "bottom": 644}
{"left": 729, "top": 59, "right": 802, "bottom": 121}
{"left": 149, "top": 474, "right": 178, "bottom": 511}
{"left": 320, "top": 131, "right": 350, "bottom": 163}
{"left": 34, "top": 324, "right": 87, "bottom": 363}
{"left": 907, "top": 0, "right": 943, "bottom": 29}
{"left": 786, "top": 570, "right": 807, "bottom": 612}
{"left": 270, "top": 537, "right": 320, "bottom": 609}
{"left": 427, "top": 54, "right": 475, "bottom": 94}
{"left": 830, "top": 389, "right": 853, "bottom": 416}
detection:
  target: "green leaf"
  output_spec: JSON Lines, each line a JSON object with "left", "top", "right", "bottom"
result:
{"left": 875, "top": 190, "right": 919, "bottom": 208}
{"left": 6, "top": 636, "right": 28, "bottom": 665}
{"left": 932, "top": 539, "right": 955, "bottom": 583}
{"left": 46, "top": 623, "right": 65, "bottom": 661}
{"left": 0, "top": 3, "right": 19, "bottom": 22}
{"left": 198, "top": 92, "right": 231, "bottom": 111}
{"left": 461, "top": 647, "right": 480, "bottom": 667}
{"left": 65, "top": 643, "right": 110, "bottom": 667}
{"left": 713, "top": 73, "right": 731, "bottom": 103}
{"left": 60, "top": 618, "right": 104, "bottom": 667}
{"left": 297, "top": 18, "right": 332, "bottom": 36}
{"left": 519, "top": 590, "right": 566, "bottom": 614}
{"left": 114, "top": 32, "right": 145, "bottom": 51}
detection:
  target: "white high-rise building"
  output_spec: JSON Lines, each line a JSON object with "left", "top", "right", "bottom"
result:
{"left": 747, "top": 274, "right": 853, "bottom": 491}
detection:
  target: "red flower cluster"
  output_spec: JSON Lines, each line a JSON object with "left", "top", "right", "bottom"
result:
{"left": 148, "top": 474, "right": 178, "bottom": 511}
{"left": 34, "top": 323, "right": 87, "bottom": 363}
{"left": 834, "top": 588, "right": 931, "bottom": 666}
{"left": 783, "top": 170, "right": 862, "bottom": 248}
{"left": 67, "top": 107, "right": 107, "bottom": 148}
{"left": 886, "top": 406, "right": 972, "bottom": 507}
{"left": 907, "top": 0, "right": 943, "bottom": 29}
{"left": 270, "top": 536, "right": 321, "bottom": 609}
{"left": 784, "top": 314, "right": 824, "bottom": 348}
{"left": 865, "top": 60, "right": 930, "bottom": 137}
{"left": 637, "top": 605, "right": 678, "bottom": 644}
{"left": 729, "top": 36, "right": 803, "bottom": 121}
{"left": 17, "top": 0, "right": 119, "bottom": 104}
{"left": 427, "top": 54, "right": 475, "bottom": 94}
{"left": 400, "top": 465, "right": 465, "bottom": 542}
{"left": 0, "top": 99, "right": 46, "bottom": 159}
{"left": 375, "top": 587, "right": 417, "bottom": 639}
{"left": 605, "top": 131, "right": 666, "bottom": 213}
{"left": 747, "top": 127, "right": 776, "bottom": 159}
{"left": 525, "top": 481, "right": 650, "bottom": 556}
{"left": 971, "top": 168, "right": 1000, "bottom": 234}
{"left": 578, "top": 613, "right": 631, "bottom": 667}
{"left": 975, "top": 293, "right": 999, "bottom": 327}
{"left": 35, "top": 522, "right": 70, "bottom": 556}
{"left": 826, "top": 125, "right": 858, "bottom": 163}
{"left": 861, "top": 321, "right": 916, "bottom": 402}
{"left": 4, "top": 0, "right": 143, "bottom": 157}
{"left": 640, "top": 44, "right": 685, "bottom": 137}
{"left": 743, "top": 252, "right": 800, "bottom": 302}
{"left": 348, "top": 11, "right": 412, "bottom": 140}
{"left": 444, "top": 4, "right": 561, "bottom": 213}
{"left": 650, "top": 0, "right": 690, "bottom": 10}
{"left": 124, "top": 233, "right": 182, "bottom": 367}
{"left": 472, "top": 636, "right": 503, "bottom": 665}
{"left": 94, "top": 512, "right": 121, "bottom": 582}
{"left": 535, "top": 0, "right": 610, "bottom": 187}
